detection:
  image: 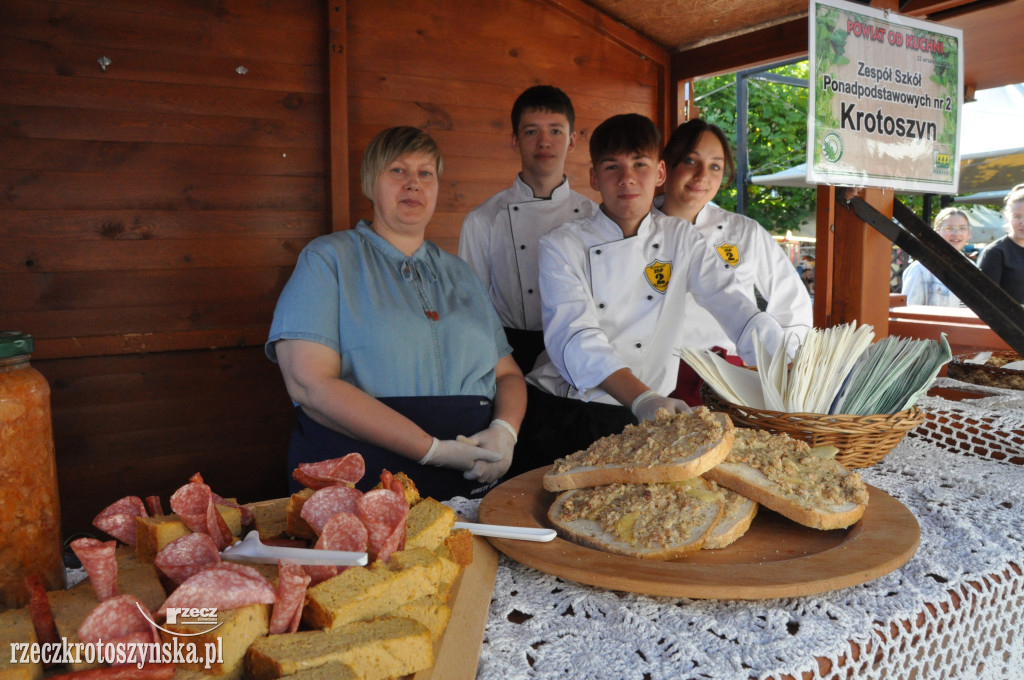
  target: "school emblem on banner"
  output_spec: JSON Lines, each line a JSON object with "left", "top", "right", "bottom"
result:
{"left": 644, "top": 260, "right": 672, "bottom": 294}
{"left": 715, "top": 242, "right": 740, "bottom": 267}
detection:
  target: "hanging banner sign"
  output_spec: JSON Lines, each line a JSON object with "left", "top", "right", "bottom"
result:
{"left": 807, "top": 0, "right": 963, "bottom": 193}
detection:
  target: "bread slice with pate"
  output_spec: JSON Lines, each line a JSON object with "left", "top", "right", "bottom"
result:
{"left": 542, "top": 407, "right": 735, "bottom": 492}
{"left": 703, "top": 429, "right": 869, "bottom": 530}
{"left": 702, "top": 490, "right": 758, "bottom": 550}
{"left": 546, "top": 477, "right": 726, "bottom": 560}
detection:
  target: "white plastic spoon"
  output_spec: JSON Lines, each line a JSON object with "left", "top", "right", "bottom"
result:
{"left": 221, "top": 530, "right": 368, "bottom": 567}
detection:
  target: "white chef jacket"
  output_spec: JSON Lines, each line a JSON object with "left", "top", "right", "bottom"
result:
{"left": 653, "top": 197, "right": 813, "bottom": 354}
{"left": 527, "top": 210, "right": 789, "bottom": 404}
{"left": 459, "top": 175, "right": 598, "bottom": 330}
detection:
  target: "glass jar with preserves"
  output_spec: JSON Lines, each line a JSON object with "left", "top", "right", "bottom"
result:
{"left": 0, "top": 331, "right": 63, "bottom": 610}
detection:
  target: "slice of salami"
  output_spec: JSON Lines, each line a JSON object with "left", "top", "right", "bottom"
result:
{"left": 269, "top": 560, "right": 310, "bottom": 635}
{"left": 70, "top": 537, "right": 119, "bottom": 601}
{"left": 205, "top": 498, "right": 233, "bottom": 550}
{"left": 25, "top": 573, "right": 59, "bottom": 649}
{"left": 300, "top": 485, "right": 363, "bottom": 535}
{"left": 357, "top": 489, "right": 408, "bottom": 563}
{"left": 379, "top": 469, "right": 406, "bottom": 500}
{"left": 153, "top": 533, "right": 221, "bottom": 585}
{"left": 169, "top": 482, "right": 212, "bottom": 535}
{"left": 144, "top": 495, "right": 165, "bottom": 517}
{"left": 292, "top": 453, "right": 365, "bottom": 489}
{"left": 157, "top": 564, "right": 275, "bottom": 617}
{"left": 304, "top": 512, "right": 369, "bottom": 586}
{"left": 93, "top": 497, "right": 148, "bottom": 546}
{"left": 78, "top": 594, "right": 159, "bottom": 647}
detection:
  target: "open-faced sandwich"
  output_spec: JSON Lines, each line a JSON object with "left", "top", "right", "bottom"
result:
{"left": 703, "top": 428, "right": 869, "bottom": 530}
{"left": 542, "top": 407, "right": 735, "bottom": 492}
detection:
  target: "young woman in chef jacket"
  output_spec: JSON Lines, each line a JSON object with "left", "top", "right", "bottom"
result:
{"left": 654, "top": 119, "right": 813, "bottom": 404}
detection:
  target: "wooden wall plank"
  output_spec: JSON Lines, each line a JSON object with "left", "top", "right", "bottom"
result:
{"left": 0, "top": 170, "right": 326, "bottom": 211}
{"left": 0, "top": 209, "right": 325, "bottom": 239}
{"left": 0, "top": 1, "right": 323, "bottom": 66}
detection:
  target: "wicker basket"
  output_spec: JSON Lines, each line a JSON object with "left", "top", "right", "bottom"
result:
{"left": 946, "top": 352, "right": 1024, "bottom": 391}
{"left": 700, "top": 384, "right": 926, "bottom": 468}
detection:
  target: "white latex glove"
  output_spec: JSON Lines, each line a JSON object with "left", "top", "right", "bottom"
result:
{"left": 419, "top": 437, "right": 502, "bottom": 478}
{"left": 631, "top": 390, "right": 691, "bottom": 422}
{"left": 461, "top": 419, "right": 517, "bottom": 484}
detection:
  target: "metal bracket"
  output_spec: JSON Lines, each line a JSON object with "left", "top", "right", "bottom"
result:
{"left": 838, "top": 193, "right": 1024, "bottom": 355}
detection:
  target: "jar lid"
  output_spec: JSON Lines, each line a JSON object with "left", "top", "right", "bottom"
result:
{"left": 0, "top": 331, "right": 34, "bottom": 358}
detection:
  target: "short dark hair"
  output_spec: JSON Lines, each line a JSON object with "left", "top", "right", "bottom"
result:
{"left": 589, "top": 113, "right": 661, "bottom": 165}
{"left": 661, "top": 119, "right": 736, "bottom": 187}
{"left": 511, "top": 85, "right": 575, "bottom": 134}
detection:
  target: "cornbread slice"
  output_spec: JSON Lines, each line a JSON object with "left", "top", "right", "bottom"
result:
{"left": 373, "top": 471, "right": 422, "bottom": 507}
{"left": 135, "top": 504, "right": 244, "bottom": 563}
{"left": 277, "top": 662, "right": 359, "bottom": 679}
{"left": 380, "top": 547, "right": 461, "bottom": 596}
{"left": 404, "top": 497, "right": 456, "bottom": 551}
{"left": 245, "top": 497, "right": 290, "bottom": 540}
{"left": 50, "top": 546, "right": 165, "bottom": 671}
{"left": 302, "top": 563, "right": 435, "bottom": 630}
{"left": 0, "top": 607, "right": 42, "bottom": 680}
{"left": 543, "top": 407, "right": 735, "bottom": 491}
{"left": 393, "top": 594, "right": 451, "bottom": 641}
{"left": 245, "top": 617, "right": 432, "bottom": 680}
{"left": 284, "top": 488, "right": 316, "bottom": 540}
{"left": 161, "top": 603, "right": 270, "bottom": 679}
{"left": 437, "top": 527, "right": 475, "bottom": 567}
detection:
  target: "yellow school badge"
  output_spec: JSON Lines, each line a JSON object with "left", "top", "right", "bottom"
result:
{"left": 715, "top": 242, "right": 740, "bottom": 267}
{"left": 644, "top": 260, "right": 672, "bottom": 294}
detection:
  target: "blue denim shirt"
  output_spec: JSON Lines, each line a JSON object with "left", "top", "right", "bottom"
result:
{"left": 267, "top": 221, "right": 511, "bottom": 399}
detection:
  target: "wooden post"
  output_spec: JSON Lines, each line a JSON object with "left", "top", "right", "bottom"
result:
{"left": 825, "top": 187, "right": 894, "bottom": 335}
{"left": 327, "top": 1, "right": 349, "bottom": 233}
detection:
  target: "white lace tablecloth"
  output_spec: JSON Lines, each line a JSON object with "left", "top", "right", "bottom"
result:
{"left": 448, "top": 389, "right": 1024, "bottom": 680}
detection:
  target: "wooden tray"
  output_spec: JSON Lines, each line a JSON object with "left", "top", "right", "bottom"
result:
{"left": 478, "top": 467, "right": 920, "bottom": 600}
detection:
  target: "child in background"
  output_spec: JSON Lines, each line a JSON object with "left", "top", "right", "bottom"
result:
{"left": 459, "top": 85, "right": 598, "bottom": 373}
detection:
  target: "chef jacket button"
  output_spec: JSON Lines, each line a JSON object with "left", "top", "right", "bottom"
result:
{"left": 527, "top": 289, "right": 534, "bottom": 294}
{"left": 595, "top": 249, "right": 602, "bottom": 255}
{"left": 647, "top": 295, "right": 653, "bottom": 300}
{"left": 653, "top": 243, "right": 659, "bottom": 249}
{"left": 513, "top": 206, "right": 519, "bottom": 211}
{"left": 598, "top": 303, "right": 606, "bottom": 309}
{"left": 717, "top": 225, "right": 723, "bottom": 229}
{"left": 574, "top": 208, "right": 580, "bottom": 213}
{"left": 635, "top": 343, "right": 642, "bottom": 348}
{"left": 520, "top": 244, "right": 526, "bottom": 250}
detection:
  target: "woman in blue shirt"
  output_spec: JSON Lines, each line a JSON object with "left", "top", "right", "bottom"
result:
{"left": 267, "top": 127, "right": 526, "bottom": 499}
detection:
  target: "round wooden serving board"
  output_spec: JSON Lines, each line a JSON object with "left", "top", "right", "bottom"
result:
{"left": 478, "top": 467, "right": 920, "bottom": 599}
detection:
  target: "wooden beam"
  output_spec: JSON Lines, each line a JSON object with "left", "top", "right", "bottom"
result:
{"left": 33, "top": 328, "right": 270, "bottom": 361}
{"left": 670, "top": 18, "right": 807, "bottom": 82}
{"left": 328, "top": 0, "right": 349, "bottom": 232}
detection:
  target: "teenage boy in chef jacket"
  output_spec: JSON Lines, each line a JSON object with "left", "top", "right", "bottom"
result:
{"left": 459, "top": 85, "right": 598, "bottom": 374}
{"left": 510, "top": 113, "right": 792, "bottom": 477}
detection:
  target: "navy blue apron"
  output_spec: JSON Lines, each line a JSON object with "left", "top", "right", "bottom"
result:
{"left": 287, "top": 395, "right": 496, "bottom": 500}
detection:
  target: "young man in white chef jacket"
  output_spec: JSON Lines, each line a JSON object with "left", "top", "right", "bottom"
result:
{"left": 459, "top": 85, "right": 598, "bottom": 374}
{"left": 510, "top": 113, "right": 793, "bottom": 477}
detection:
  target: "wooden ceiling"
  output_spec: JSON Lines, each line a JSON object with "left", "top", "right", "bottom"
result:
{"left": 583, "top": 0, "right": 1023, "bottom": 94}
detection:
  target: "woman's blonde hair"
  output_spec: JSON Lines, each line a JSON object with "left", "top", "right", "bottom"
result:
{"left": 932, "top": 206, "right": 969, "bottom": 231}
{"left": 360, "top": 126, "right": 444, "bottom": 201}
